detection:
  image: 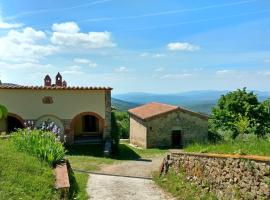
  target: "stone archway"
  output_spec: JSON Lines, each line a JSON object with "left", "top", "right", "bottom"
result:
{"left": 7, "top": 113, "right": 25, "bottom": 133}
{"left": 70, "top": 112, "right": 105, "bottom": 141}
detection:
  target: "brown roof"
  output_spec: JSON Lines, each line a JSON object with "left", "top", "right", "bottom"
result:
{"left": 128, "top": 102, "right": 178, "bottom": 120}
{"left": 128, "top": 102, "right": 208, "bottom": 120}
{"left": 0, "top": 85, "right": 112, "bottom": 90}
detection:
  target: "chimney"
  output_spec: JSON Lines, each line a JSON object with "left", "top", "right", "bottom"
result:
{"left": 44, "top": 75, "right": 51, "bottom": 86}
{"left": 63, "top": 80, "right": 67, "bottom": 87}
{"left": 55, "top": 72, "right": 62, "bottom": 86}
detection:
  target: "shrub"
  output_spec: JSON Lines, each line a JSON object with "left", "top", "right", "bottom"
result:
{"left": 113, "top": 111, "right": 129, "bottom": 139}
{"left": 11, "top": 129, "right": 66, "bottom": 166}
{"left": 0, "top": 104, "right": 8, "bottom": 120}
{"left": 209, "top": 88, "right": 270, "bottom": 138}
{"left": 111, "top": 112, "right": 120, "bottom": 153}
{"left": 208, "top": 130, "right": 223, "bottom": 143}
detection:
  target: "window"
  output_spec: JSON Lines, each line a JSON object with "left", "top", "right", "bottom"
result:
{"left": 83, "top": 115, "right": 98, "bottom": 132}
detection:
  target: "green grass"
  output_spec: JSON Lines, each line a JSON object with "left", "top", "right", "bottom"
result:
{"left": 154, "top": 170, "right": 217, "bottom": 200}
{"left": 66, "top": 142, "right": 168, "bottom": 172}
{"left": 0, "top": 139, "right": 60, "bottom": 200}
{"left": 185, "top": 139, "right": 270, "bottom": 156}
{"left": 68, "top": 169, "right": 89, "bottom": 200}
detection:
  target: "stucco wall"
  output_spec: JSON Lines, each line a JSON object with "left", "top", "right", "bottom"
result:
{"left": 0, "top": 89, "right": 106, "bottom": 120}
{"left": 147, "top": 110, "right": 208, "bottom": 148}
{"left": 129, "top": 116, "right": 147, "bottom": 148}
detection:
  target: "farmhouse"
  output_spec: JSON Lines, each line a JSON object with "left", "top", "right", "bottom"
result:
{"left": 128, "top": 102, "right": 208, "bottom": 148}
{"left": 0, "top": 73, "right": 112, "bottom": 144}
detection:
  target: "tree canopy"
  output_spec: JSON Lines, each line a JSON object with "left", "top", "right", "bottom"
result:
{"left": 209, "top": 88, "right": 270, "bottom": 138}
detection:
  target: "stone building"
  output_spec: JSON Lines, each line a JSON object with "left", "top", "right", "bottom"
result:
{"left": 0, "top": 73, "right": 112, "bottom": 144}
{"left": 128, "top": 102, "right": 208, "bottom": 148}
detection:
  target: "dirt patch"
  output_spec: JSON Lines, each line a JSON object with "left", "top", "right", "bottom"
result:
{"left": 99, "top": 157, "right": 163, "bottom": 178}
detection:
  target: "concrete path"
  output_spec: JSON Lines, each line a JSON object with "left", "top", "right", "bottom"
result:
{"left": 87, "top": 173, "right": 173, "bottom": 200}
{"left": 87, "top": 157, "right": 174, "bottom": 200}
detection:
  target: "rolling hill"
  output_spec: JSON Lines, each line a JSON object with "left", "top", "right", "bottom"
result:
{"left": 113, "top": 90, "right": 269, "bottom": 114}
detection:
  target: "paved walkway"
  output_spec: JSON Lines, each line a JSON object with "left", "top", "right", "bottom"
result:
{"left": 87, "top": 157, "right": 174, "bottom": 200}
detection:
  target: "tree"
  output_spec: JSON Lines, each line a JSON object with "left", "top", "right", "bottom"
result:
{"left": 0, "top": 105, "right": 8, "bottom": 120}
{"left": 209, "top": 88, "right": 270, "bottom": 138}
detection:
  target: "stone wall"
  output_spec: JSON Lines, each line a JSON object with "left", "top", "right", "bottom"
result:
{"left": 129, "top": 115, "right": 147, "bottom": 148}
{"left": 147, "top": 109, "right": 208, "bottom": 148}
{"left": 170, "top": 151, "right": 270, "bottom": 199}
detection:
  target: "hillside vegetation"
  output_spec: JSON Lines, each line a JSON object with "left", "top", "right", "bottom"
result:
{"left": 0, "top": 139, "right": 60, "bottom": 199}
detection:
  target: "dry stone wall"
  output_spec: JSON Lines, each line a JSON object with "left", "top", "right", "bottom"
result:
{"left": 170, "top": 151, "right": 270, "bottom": 200}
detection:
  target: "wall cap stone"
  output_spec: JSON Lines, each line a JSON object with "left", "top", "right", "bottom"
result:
{"left": 170, "top": 150, "right": 270, "bottom": 162}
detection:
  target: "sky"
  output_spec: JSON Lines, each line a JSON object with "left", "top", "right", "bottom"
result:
{"left": 0, "top": 0, "right": 269, "bottom": 94}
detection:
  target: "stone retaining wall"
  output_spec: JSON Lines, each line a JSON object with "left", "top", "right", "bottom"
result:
{"left": 170, "top": 151, "right": 270, "bottom": 199}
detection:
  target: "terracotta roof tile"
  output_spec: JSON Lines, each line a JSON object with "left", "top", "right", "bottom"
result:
{"left": 128, "top": 102, "right": 178, "bottom": 120}
{"left": 0, "top": 85, "right": 112, "bottom": 90}
{"left": 128, "top": 102, "right": 209, "bottom": 120}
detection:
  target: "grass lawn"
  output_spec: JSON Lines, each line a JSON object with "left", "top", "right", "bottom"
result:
{"left": 154, "top": 170, "right": 217, "bottom": 200}
{"left": 0, "top": 139, "right": 60, "bottom": 200}
{"left": 66, "top": 142, "right": 168, "bottom": 172}
{"left": 184, "top": 139, "right": 270, "bottom": 156}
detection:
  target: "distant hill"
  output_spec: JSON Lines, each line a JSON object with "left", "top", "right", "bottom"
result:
{"left": 113, "top": 90, "right": 269, "bottom": 114}
{"left": 112, "top": 98, "right": 140, "bottom": 111}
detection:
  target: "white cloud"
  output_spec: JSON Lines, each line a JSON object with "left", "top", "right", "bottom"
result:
{"left": 140, "top": 52, "right": 165, "bottom": 58}
{"left": 167, "top": 42, "right": 200, "bottom": 51}
{"left": 73, "top": 58, "right": 98, "bottom": 68}
{"left": 216, "top": 70, "right": 236, "bottom": 75}
{"left": 153, "top": 53, "right": 165, "bottom": 58}
{"left": 160, "top": 73, "right": 192, "bottom": 79}
{"left": 62, "top": 65, "right": 83, "bottom": 75}
{"left": 0, "top": 27, "right": 57, "bottom": 62}
{"left": 0, "top": 61, "right": 53, "bottom": 71}
{"left": 114, "top": 66, "right": 129, "bottom": 72}
{"left": 0, "top": 21, "right": 23, "bottom": 29}
{"left": 74, "top": 58, "right": 90, "bottom": 64}
{"left": 52, "top": 21, "right": 80, "bottom": 33}
{"left": 257, "top": 71, "right": 270, "bottom": 77}
{"left": 154, "top": 67, "right": 164, "bottom": 72}
{"left": 51, "top": 22, "right": 115, "bottom": 49}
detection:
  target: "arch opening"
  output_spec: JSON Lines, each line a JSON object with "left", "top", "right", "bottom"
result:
{"left": 71, "top": 112, "right": 105, "bottom": 141}
{"left": 7, "top": 114, "right": 24, "bottom": 133}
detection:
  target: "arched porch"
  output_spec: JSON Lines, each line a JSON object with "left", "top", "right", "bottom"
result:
{"left": 70, "top": 112, "right": 105, "bottom": 143}
{"left": 6, "top": 113, "right": 25, "bottom": 133}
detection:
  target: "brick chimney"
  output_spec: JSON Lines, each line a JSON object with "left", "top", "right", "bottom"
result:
{"left": 55, "top": 72, "right": 62, "bottom": 86}
{"left": 44, "top": 75, "right": 51, "bottom": 86}
{"left": 63, "top": 80, "right": 67, "bottom": 87}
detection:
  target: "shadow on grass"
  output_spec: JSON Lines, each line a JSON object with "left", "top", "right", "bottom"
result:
{"left": 66, "top": 143, "right": 146, "bottom": 161}
{"left": 66, "top": 161, "right": 79, "bottom": 200}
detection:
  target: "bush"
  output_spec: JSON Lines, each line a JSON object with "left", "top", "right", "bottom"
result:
{"left": 0, "top": 104, "right": 8, "bottom": 120}
{"left": 11, "top": 129, "right": 66, "bottom": 166}
{"left": 111, "top": 112, "right": 120, "bottom": 153}
{"left": 209, "top": 88, "right": 270, "bottom": 138}
{"left": 208, "top": 131, "right": 223, "bottom": 143}
{"left": 113, "top": 111, "right": 129, "bottom": 139}
{"left": 111, "top": 111, "right": 129, "bottom": 153}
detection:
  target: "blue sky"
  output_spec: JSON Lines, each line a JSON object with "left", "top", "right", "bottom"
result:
{"left": 0, "top": 0, "right": 269, "bottom": 94}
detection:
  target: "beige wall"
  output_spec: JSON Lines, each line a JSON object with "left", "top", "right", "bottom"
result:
{"left": 0, "top": 89, "right": 106, "bottom": 120}
{"left": 129, "top": 116, "right": 147, "bottom": 148}
{"left": 147, "top": 110, "right": 208, "bottom": 148}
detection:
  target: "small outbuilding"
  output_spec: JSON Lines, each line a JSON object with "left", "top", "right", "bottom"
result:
{"left": 128, "top": 102, "right": 209, "bottom": 148}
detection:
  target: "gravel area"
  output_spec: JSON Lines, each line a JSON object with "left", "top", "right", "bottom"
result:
{"left": 87, "top": 174, "right": 173, "bottom": 200}
{"left": 87, "top": 156, "right": 174, "bottom": 200}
